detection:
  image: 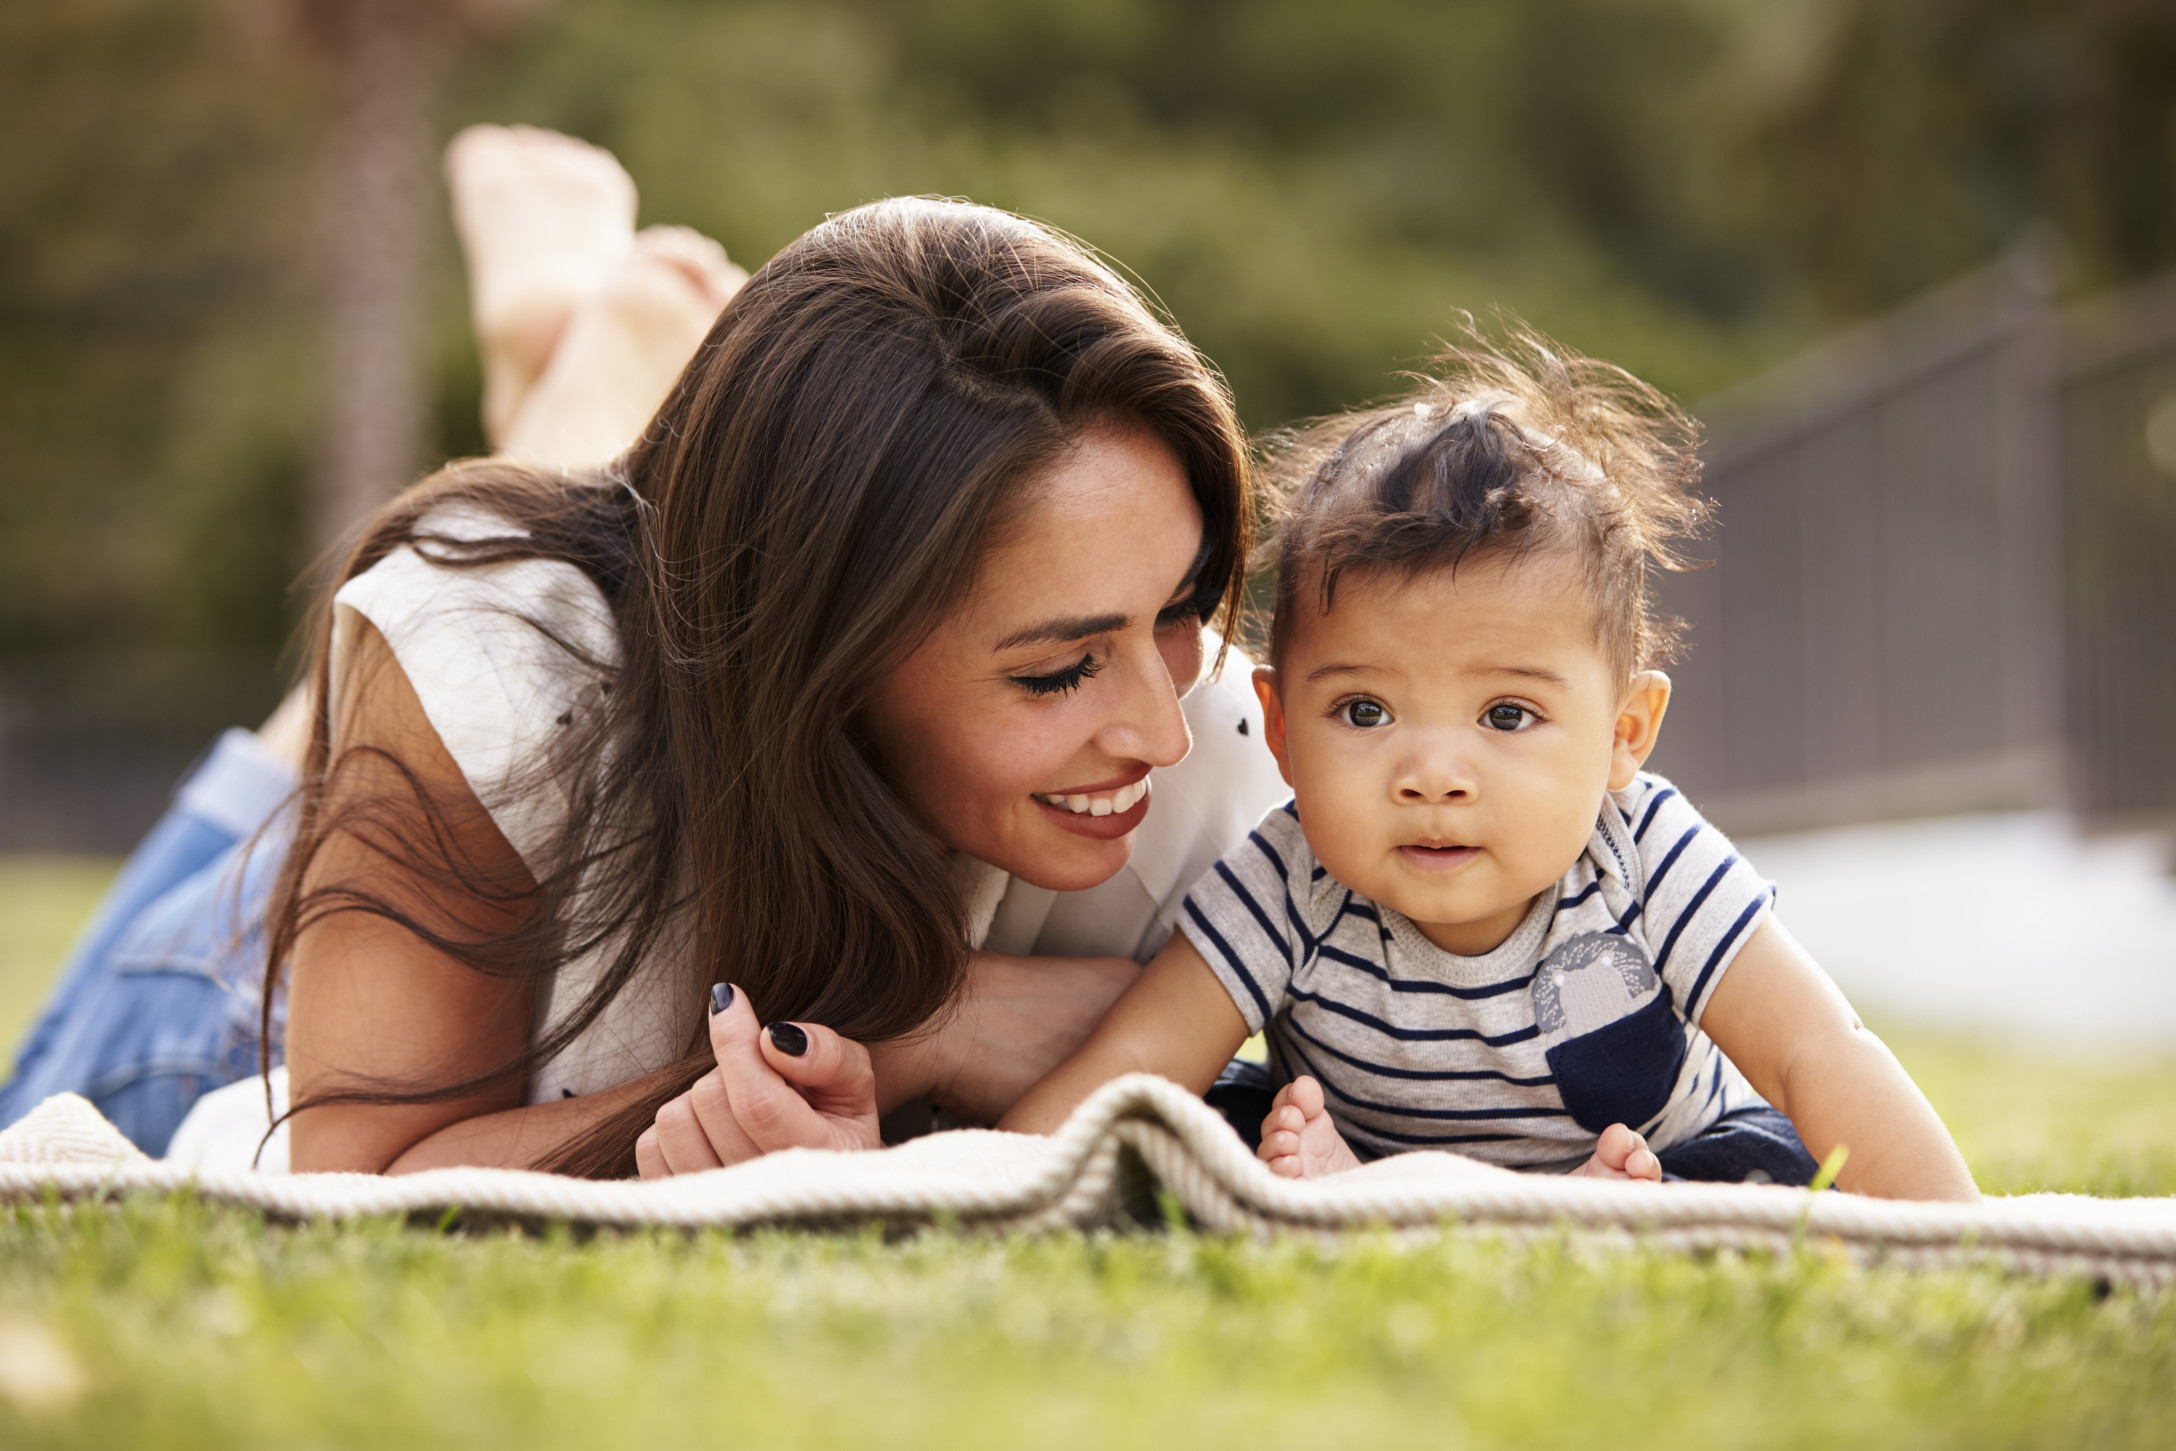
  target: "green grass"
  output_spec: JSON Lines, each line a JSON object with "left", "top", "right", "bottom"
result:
{"left": 1888, "top": 1033, "right": 2176, "bottom": 1199}
{"left": 3, "top": 1202, "right": 2174, "bottom": 1450}
{"left": 1, "top": 855, "right": 2173, "bottom": 1447}
{"left": 0, "top": 856, "right": 118, "bottom": 1077}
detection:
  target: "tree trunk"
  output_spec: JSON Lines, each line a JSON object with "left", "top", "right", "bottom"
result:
{"left": 306, "top": 0, "right": 452, "bottom": 553}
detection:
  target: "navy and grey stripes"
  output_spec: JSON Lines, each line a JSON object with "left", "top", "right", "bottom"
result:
{"left": 1182, "top": 772, "right": 1773, "bottom": 1169}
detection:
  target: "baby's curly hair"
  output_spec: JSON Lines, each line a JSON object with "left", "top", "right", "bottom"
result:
{"left": 1260, "top": 323, "right": 1709, "bottom": 684}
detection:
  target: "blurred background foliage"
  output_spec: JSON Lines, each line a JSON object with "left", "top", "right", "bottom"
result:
{"left": 0, "top": 0, "right": 2171, "bottom": 761}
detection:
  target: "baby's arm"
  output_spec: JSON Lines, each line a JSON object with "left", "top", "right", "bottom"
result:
{"left": 1698, "top": 917, "right": 1977, "bottom": 1202}
{"left": 997, "top": 929, "right": 1251, "bottom": 1135}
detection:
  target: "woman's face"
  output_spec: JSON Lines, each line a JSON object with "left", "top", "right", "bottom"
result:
{"left": 870, "top": 422, "right": 1211, "bottom": 893}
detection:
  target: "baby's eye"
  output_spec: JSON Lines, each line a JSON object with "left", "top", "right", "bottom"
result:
{"left": 1339, "top": 699, "right": 1390, "bottom": 729}
{"left": 1483, "top": 702, "right": 1537, "bottom": 732}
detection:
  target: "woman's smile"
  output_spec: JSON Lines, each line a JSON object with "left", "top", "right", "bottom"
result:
{"left": 1033, "top": 770, "right": 1153, "bottom": 837}
{"left": 870, "top": 422, "right": 1205, "bottom": 891}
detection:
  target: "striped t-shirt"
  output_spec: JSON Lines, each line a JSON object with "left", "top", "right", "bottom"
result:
{"left": 1184, "top": 773, "right": 1774, "bottom": 1170}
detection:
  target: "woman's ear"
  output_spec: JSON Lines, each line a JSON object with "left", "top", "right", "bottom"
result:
{"left": 1251, "top": 666, "right": 1296, "bottom": 787}
{"left": 1610, "top": 670, "right": 1671, "bottom": 789}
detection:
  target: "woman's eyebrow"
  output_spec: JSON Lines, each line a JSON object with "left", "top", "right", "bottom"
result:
{"left": 994, "top": 612, "right": 1129, "bottom": 652}
{"left": 1161, "top": 532, "right": 1214, "bottom": 606}
{"left": 1159, "top": 575, "right": 1201, "bottom": 609}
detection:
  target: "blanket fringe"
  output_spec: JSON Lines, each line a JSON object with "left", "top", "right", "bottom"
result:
{"left": 2, "top": 1078, "right": 2172, "bottom": 1285}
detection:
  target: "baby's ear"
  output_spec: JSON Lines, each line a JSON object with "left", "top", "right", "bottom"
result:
{"left": 1610, "top": 671, "right": 1671, "bottom": 789}
{"left": 1251, "top": 667, "right": 1296, "bottom": 787}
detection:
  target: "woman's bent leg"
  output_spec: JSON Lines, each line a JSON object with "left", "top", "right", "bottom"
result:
{"left": 0, "top": 728, "right": 295, "bottom": 1153}
{"left": 494, "top": 224, "right": 744, "bottom": 466}
{"left": 446, "top": 125, "right": 743, "bottom": 467}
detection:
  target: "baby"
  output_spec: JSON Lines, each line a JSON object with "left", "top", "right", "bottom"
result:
{"left": 1001, "top": 334, "right": 1979, "bottom": 1200}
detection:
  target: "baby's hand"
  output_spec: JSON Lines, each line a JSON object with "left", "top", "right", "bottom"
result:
{"left": 1256, "top": 1075, "right": 1363, "bottom": 1179}
{"left": 1572, "top": 1122, "right": 1662, "bottom": 1182}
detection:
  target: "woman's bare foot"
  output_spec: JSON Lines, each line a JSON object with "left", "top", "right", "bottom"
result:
{"left": 1573, "top": 1122, "right": 1663, "bottom": 1182}
{"left": 497, "top": 224, "right": 748, "bottom": 466}
{"left": 444, "top": 125, "right": 638, "bottom": 447}
{"left": 624, "top": 224, "right": 748, "bottom": 320}
{"left": 1257, "top": 1075, "right": 1363, "bottom": 1179}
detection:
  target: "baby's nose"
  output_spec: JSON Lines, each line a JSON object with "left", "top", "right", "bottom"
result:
{"left": 1395, "top": 744, "right": 1477, "bottom": 801}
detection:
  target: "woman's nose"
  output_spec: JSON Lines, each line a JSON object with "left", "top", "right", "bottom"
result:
{"left": 1094, "top": 641, "right": 1194, "bottom": 768}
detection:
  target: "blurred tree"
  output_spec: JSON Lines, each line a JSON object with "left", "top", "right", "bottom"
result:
{"left": 0, "top": 0, "right": 2169, "bottom": 780}
{"left": 1752, "top": 0, "right": 2176, "bottom": 311}
{"left": 296, "top": 0, "right": 457, "bottom": 551}
{"left": 293, "top": 0, "right": 545, "bottom": 550}
{"left": 0, "top": 0, "right": 315, "bottom": 668}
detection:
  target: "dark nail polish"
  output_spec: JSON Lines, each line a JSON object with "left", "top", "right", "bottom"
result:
{"left": 767, "top": 1021, "right": 809, "bottom": 1057}
{"left": 710, "top": 983, "right": 735, "bottom": 1016}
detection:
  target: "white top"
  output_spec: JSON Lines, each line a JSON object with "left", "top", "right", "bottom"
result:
{"left": 1184, "top": 774, "right": 1773, "bottom": 1170}
{"left": 168, "top": 504, "right": 1288, "bottom": 1169}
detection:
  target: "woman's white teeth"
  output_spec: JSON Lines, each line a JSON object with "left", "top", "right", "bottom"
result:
{"left": 1039, "top": 779, "right": 1148, "bottom": 815}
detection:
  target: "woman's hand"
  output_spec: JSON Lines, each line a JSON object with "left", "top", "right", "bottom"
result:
{"left": 633, "top": 951, "right": 1140, "bottom": 1174}
{"left": 909, "top": 951, "right": 1143, "bottom": 1125}
{"left": 635, "top": 984, "right": 881, "bottom": 1177}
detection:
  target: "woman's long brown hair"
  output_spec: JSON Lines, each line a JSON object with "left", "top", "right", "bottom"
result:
{"left": 262, "top": 198, "right": 1252, "bottom": 1177}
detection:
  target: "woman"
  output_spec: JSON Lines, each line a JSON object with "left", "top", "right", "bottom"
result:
{"left": 0, "top": 128, "right": 1289, "bottom": 1178}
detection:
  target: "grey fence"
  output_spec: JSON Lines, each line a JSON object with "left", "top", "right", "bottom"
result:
{"left": 1652, "top": 251, "right": 2176, "bottom": 836}
{"left": 2061, "top": 277, "right": 2176, "bottom": 825}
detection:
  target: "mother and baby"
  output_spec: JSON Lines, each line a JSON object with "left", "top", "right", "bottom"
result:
{"left": 0, "top": 127, "right": 1977, "bottom": 1201}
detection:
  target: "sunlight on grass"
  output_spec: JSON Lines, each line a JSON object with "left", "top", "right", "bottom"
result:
{"left": 0, "top": 1200, "right": 2171, "bottom": 1451}
{"left": 1883, "top": 1028, "right": 2176, "bottom": 1198}
{"left": 0, "top": 857, "right": 2172, "bottom": 1447}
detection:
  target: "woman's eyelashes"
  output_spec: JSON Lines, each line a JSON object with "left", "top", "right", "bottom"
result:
{"left": 1009, "top": 586, "right": 1212, "bottom": 698}
{"left": 1010, "top": 652, "right": 1104, "bottom": 697}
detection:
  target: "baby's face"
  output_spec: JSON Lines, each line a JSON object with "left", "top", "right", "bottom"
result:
{"left": 1257, "top": 550, "right": 1664, "bottom": 957}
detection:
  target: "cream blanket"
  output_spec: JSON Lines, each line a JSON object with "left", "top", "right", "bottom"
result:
{"left": 5, "top": 1076, "right": 2174, "bottom": 1286}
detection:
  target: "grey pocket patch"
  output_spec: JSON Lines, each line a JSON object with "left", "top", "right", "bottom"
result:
{"left": 1532, "top": 932, "right": 1660, "bottom": 1038}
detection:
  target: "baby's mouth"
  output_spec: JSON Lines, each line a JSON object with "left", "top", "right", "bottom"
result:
{"left": 1032, "top": 778, "right": 1150, "bottom": 818}
{"left": 1399, "top": 842, "right": 1478, "bottom": 871}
